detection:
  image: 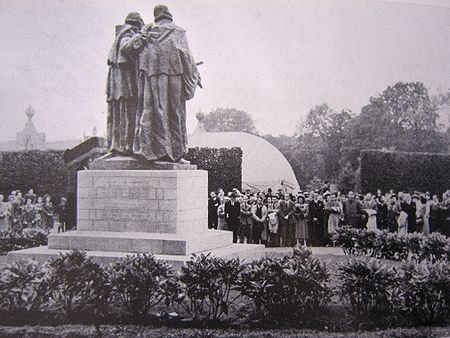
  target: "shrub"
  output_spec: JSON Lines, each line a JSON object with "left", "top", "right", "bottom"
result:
{"left": 333, "top": 228, "right": 449, "bottom": 262}
{"left": 175, "top": 253, "right": 244, "bottom": 322}
{"left": 46, "top": 250, "right": 111, "bottom": 323}
{"left": 394, "top": 260, "right": 450, "bottom": 325}
{"left": 0, "top": 150, "right": 67, "bottom": 201}
{"left": 359, "top": 150, "right": 450, "bottom": 195}
{"left": 109, "top": 254, "right": 175, "bottom": 321}
{"left": 420, "top": 232, "right": 448, "bottom": 262}
{"left": 186, "top": 147, "right": 243, "bottom": 193}
{"left": 239, "top": 246, "right": 331, "bottom": 325}
{"left": 338, "top": 258, "right": 398, "bottom": 321}
{"left": 0, "top": 259, "right": 48, "bottom": 313}
{"left": 373, "top": 231, "right": 409, "bottom": 261}
{"left": 0, "top": 228, "right": 49, "bottom": 255}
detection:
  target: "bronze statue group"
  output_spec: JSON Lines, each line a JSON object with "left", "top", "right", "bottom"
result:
{"left": 106, "top": 5, "right": 200, "bottom": 163}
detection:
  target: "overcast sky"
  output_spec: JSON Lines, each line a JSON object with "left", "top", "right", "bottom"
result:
{"left": 0, "top": 0, "right": 449, "bottom": 141}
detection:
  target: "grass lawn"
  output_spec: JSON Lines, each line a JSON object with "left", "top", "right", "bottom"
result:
{"left": 0, "top": 325, "right": 449, "bottom": 338}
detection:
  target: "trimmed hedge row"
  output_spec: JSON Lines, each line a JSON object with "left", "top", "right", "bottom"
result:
{"left": 359, "top": 150, "right": 450, "bottom": 194}
{"left": 0, "top": 151, "right": 67, "bottom": 201}
{"left": 1, "top": 248, "right": 449, "bottom": 330}
{"left": 0, "top": 229, "right": 49, "bottom": 255}
{"left": 332, "top": 227, "right": 450, "bottom": 262}
{"left": 186, "top": 147, "right": 242, "bottom": 193}
{"left": 0, "top": 147, "right": 243, "bottom": 200}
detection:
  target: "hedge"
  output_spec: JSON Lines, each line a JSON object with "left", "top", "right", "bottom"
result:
{"left": 0, "top": 150, "right": 67, "bottom": 201}
{"left": 186, "top": 147, "right": 242, "bottom": 193}
{"left": 332, "top": 227, "right": 450, "bottom": 262}
{"left": 0, "top": 147, "right": 242, "bottom": 200}
{"left": 359, "top": 150, "right": 450, "bottom": 194}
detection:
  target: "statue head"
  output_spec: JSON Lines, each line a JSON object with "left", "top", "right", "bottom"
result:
{"left": 154, "top": 5, "right": 173, "bottom": 22}
{"left": 125, "top": 12, "right": 144, "bottom": 29}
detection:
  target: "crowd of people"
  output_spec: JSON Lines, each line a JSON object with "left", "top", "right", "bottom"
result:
{"left": 0, "top": 189, "right": 70, "bottom": 235}
{"left": 208, "top": 184, "right": 450, "bottom": 247}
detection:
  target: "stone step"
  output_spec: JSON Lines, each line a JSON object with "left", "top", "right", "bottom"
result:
{"left": 7, "top": 243, "right": 266, "bottom": 270}
{"left": 48, "top": 230, "right": 233, "bottom": 255}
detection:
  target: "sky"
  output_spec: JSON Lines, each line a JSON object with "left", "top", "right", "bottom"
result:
{"left": 0, "top": 0, "right": 449, "bottom": 142}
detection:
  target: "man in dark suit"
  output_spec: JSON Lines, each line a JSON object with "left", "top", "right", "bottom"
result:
{"left": 401, "top": 193, "right": 417, "bottom": 233}
{"left": 225, "top": 193, "right": 241, "bottom": 243}
{"left": 208, "top": 191, "right": 220, "bottom": 229}
{"left": 277, "top": 194, "right": 295, "bottom": 247}
{"left": 308, "top": 192, "right": 325, "bottom": 246}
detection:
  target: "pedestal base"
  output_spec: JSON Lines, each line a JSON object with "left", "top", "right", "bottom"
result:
{"left": 89, "top": 154, "right": 197, "bottom": 170}
{"left": 7, "top": 169, "right": 254, "bottom": 268}
{"left": 7, "top": 243, "right": 265, "bottom": 270}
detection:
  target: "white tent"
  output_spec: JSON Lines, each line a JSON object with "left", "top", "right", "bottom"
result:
{"left": 189, "top": 124, "right": 300, "bottom": 194}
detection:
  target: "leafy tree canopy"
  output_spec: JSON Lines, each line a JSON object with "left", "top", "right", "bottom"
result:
{"left": 344, "top": 82, "right": 447, "bottom": 153}
{"left": 201, "top": 108, "right": 257, "bottom": 134}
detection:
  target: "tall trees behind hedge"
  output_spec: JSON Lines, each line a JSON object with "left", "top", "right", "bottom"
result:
{"left": 265, "top": 82, "right": 449, "bottom": 190}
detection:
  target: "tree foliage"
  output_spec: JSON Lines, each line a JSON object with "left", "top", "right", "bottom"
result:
{"left": 299, "top": 104, "right": 353, "bottom": 182}
{"left": 201, "top": 108, "right": 257, "bottom": 134}
{"left": 344, "top": 82, "right": 447, "bottom": 153}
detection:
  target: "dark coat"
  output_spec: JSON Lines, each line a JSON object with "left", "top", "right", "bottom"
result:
{"left": 225, "top": 201, "right": 241, "bottom": 229}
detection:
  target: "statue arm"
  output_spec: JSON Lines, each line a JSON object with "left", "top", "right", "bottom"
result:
{"left": 121, "top": 31, "right": 146, "bottom": 58}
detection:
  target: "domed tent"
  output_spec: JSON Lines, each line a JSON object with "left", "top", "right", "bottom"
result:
{"left": 189, "top": 120, "right": 300, "bottom": 194}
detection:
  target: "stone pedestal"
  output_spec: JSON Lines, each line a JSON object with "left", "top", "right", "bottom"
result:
{"left": 8, "top": 170, "right": 264, "bottom": 268}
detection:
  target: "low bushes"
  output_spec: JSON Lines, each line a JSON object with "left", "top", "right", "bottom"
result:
{"left": 339, "top": 258, "right": 450, "bottom": 327}
{"left": 338, "top": 258, "right": 397, "bottom": 321}
{"left": 0, "top": 248, "right": 449, "bottom": 329}
{"left": 0, "top": 228, "right": 48, "bottom": 255}
{"left": 0, "top": 259, "right": 48, "bottom": 314}
{"left": 109, "top": 254, "right": 175, "bottom": 321}
{"left": 239, "top": 246, "right": 331, "bottom": 325}
{"left": 175, "top": 253, "right": 243, "bottom": 322}
{"left": 46, "top": 251, "right": 111, "bottom": 324}
{"left": 333, "top": 227, "right": 449, "bottom": 262}
{"left": 396, "top": 260, "right": 450, "bottom": 325}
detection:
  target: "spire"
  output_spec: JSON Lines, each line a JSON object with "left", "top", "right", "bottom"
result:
{"left": 25, "top": 105, "right": 35, "bottom": 119}
{"left": 24, "top": 105, "right": 37, "bottom": 133}
{"left": 192, "top": 112, "right": 207, "bottom": 135}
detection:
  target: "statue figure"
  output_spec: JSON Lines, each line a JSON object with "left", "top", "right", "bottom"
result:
{"left": 131, "top": 5, "right": 201, "bottom": 163}
{"left": 106, "top": 12, "right": 144, "bottom": 154}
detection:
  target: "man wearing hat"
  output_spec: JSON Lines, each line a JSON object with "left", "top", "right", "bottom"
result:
{"left": 225, "top": 193, "right": 241, "bottom": 243}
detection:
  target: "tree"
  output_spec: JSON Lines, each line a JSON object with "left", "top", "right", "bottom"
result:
{"left": 344, "top": 82, "right": 447, "bottom": 153}
{"left": 299, "top": 104, "right": 353, "bottom": 182}
{"left": 202, "top": 108, "right": 257, "bottom": 134}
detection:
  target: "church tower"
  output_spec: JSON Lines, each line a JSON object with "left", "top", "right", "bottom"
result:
{"left": 15, "top": 105, "right": 46, "bottom": 150}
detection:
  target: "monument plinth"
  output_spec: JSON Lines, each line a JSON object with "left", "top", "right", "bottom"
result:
{"left": 52, "top": 169, "right": 232, "bottom": 255}
{"left": 8, "top": 169, "right": 265, "bottom": 268}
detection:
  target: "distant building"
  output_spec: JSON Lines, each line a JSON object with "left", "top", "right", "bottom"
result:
{"left": 0, "top": 105, "right": 81, "bottom": 151}
{"left": 15, "top": 105, "right": 46, "bottom": 150}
